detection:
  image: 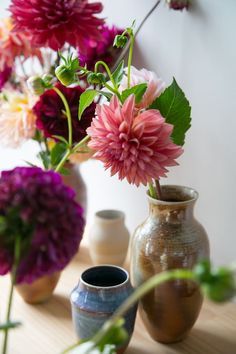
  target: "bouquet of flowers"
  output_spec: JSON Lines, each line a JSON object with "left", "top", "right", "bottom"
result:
{"left": 0, "top": 0, "right": 124, "bottom": 167}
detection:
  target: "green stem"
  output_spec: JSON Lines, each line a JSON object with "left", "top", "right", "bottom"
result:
{"left": 111, "top": 0, "right": 161, "bottom": 72}
{"left": 53, "top": 87, "right": 72, "bottom": 147}
{"left": 95, "top": 61, "right": 117, "bottom": 89}
{"left": 63, "top": 269, "right": 195, "bottom": 353}
{"left": 54, "top": 149, "right": 71, "bottom": 173}
{"left": 127, "top": 33, "right": 134, "bottom": 89}
{"left": 2, "top": 235, "right": 21, "bottom": 354}
{"left": 92, "top": 269, "right": 194, "bottom": 347}
{"left": 148, "top": 182, "right": 157, "bottom": 199}
{"left": 72, "top": 135, "right": 90, "bottom": 154}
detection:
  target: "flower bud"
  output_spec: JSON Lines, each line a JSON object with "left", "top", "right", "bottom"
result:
{"left": 87, "top": 72, "right": 106, "bottom": 85}
{"left": 42, "top": 74, "right": 54, "bottom": 87}
{"left": 113, "top": 35, "right": 128, "bottom": 48}
{"left": 55, "top": 65, "right": 76, "bottom": 86}
{"left": 27, "top": 76, "right": 45, "bottom": 95}
{"left": 166, "top": 0, "right": 190, "bottom": 10}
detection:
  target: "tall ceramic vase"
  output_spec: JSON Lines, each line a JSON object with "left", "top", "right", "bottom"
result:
{"left": 130, "top": 185, "right": 209, "bottom": 344}
{"left": 62, "top": 163, "right": 87, "bottom": 215}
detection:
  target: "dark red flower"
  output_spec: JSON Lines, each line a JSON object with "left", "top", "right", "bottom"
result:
{"left": 9, "top": 0, "right": 104, "bottom": 51}
{"left": 0, "top": 167, "right": 85, "bottom": 284}
{"left": 79, "top": 24, "right": 124, "bottom": 71}
{"left": 34, "top": 83, "right": 96, "bottom": 143}
{"left": 0, "top": 66, "right": 12, "bottom": 90}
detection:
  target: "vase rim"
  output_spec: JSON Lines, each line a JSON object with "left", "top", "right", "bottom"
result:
{"left": 147, "top": 184, "right": 198, "bottom": 205}
{"left": 95, "top": 209, "right": 125, "bottom": 222}
{"left": 79, "top": 265, "right": 130, "bottom": 290}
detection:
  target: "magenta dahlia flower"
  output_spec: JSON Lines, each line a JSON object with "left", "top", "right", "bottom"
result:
{"left": 87, "top": 95, "right": 183, "bottom": 186}
{"left": 79, "top": 24, "right": 124, "bottom": 70}
{"left": 0, "top": 167, "right": 84, "bottom": 284}
{"left": 0, "top": 65, "right": 11, "bottom": 90}
{"left": 34, "top": 83, "right": 96, "bottom": 143}
{"left": 9, "top": 0, "right": 104, "bottom": 51}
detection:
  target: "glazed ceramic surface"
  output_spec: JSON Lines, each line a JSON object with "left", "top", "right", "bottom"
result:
{"left": 16, "top": 272, "right": 60, "bottom": 304}
{"left": 62, "top": 163, "right": 87, "bottom": 215}
{"left": 131, "top": 185, "right": 210, "bottom": 344}
{"left": 88, "top": 210, "right": 130, "bottom": 266}
{"left": 70, "top": 265, "right": 137, "bottom": 352}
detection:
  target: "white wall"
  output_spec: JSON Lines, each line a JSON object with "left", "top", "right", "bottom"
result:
{"left": 1, "top": 0, "right": 236, "bottom": 265}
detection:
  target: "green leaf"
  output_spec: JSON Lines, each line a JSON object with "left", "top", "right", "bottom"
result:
{"left": 24, "top": 160, "right": 38, "bottom": 168}
{"left": 50, "top": 143, "right": 68, "bottom": 166}
{"left": 78, "top": 90, "right": 97, "bottom": 120}
{"left": 52, "top": 135, "right": 69, "bottom": 145}
{"left": 0, "top": 321, "right": 21, "bottom": 331}
{"left": 121, "top": 83, "right": 147, "bottom": 104}
{"left": 112, "top": 60, "right": 124, "bottom": 86}
{"left": 150, "top": 78, "right": 191, "bottom": 146}
{"left": 38, "top": 151, "right": 51, "bottom": 169}
{"left": 59, "top": 167, "right": 70, "bottom": 176}
{"left": 98, "top": 91, "right": 113, "bottom": 101}
{"left": 0, "top": 216, "right": 7, "bottom": 233}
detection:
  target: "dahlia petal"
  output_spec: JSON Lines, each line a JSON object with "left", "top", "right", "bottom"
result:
{"left": 89, "top": 93, "right": 183, "bottom": 185}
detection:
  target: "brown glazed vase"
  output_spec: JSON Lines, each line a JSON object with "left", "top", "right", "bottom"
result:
{"left": 130, "top": 185, "right": 209, "bottom": 344}
{"left": 16, "top": 272, "right": 61, "bottom": 304}
{"left": 62, "top": 163, "right": 87, "bottom": 215}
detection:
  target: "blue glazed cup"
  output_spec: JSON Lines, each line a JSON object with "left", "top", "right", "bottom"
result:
{"left": 70, "top": 265, "right": 137, "bottom": 352}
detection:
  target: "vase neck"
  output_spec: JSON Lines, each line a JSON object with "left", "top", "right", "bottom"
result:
{"left": 148, "top": 185, "right": 198, "bottom": 224}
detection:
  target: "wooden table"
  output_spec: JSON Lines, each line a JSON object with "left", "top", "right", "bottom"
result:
{"left": 1, "top": 244, "right": 236, "bottom": 354}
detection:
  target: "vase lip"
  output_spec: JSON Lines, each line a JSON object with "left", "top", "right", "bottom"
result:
{"left": 147, "top": 184, "right": 199, "bottom": 205}
{"left": 95, "top": 209, "right": 125, "bottom": 223}
{"left": 79, "top": 264, "right": 130, "bottom": 290}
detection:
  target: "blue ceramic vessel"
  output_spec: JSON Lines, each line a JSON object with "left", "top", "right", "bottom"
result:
{"left": 70, "top": 265, "right": 137, "bottom": 352}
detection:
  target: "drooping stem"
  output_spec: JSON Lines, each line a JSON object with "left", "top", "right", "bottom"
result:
{"left": 111, "top": 0, "right": 161, "bottom": 71}
{"left": 95, "top": 61, "right": 117, "bottom": 90}
{"left": 92, "top": 269, "right": 194, "bottom": 347}
{"left": 53, "top": 87, "right": 73, "bottom": 147}
{"left": 63, "top": 269, "right": 195, "bottom": 353}
{"left": 2, "top": 235, "right": 21, "bottom": 354}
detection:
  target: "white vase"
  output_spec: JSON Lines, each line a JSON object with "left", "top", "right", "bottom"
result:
{"left": 88, "top": 210, "right": 130, "bottom": 266}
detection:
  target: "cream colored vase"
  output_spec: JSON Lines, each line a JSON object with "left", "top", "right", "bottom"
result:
{"left": 88, "top": 210, "right": 130, "bottom": 266}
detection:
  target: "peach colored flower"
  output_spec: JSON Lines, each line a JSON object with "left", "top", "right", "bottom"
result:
{"left": 120, "top": 66, "right": 165, "bottom": 110}
{"left": 0, "top": 89, "right": 37, "bottom": 148}
{"left": 87, "top": 95, "right": 183, "bottom": 186}
{"left": 0, "top": 18, "right": 42, "bottom": 70}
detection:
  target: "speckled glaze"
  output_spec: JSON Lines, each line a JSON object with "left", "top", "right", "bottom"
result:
{"left": 70, "top": 265, "right": 137, "bottom": 353}
{"left": 130, "top": 185, "right": 209, "bottom": 344}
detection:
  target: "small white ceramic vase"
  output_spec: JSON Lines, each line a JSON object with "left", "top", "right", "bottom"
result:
{"left": 88, "top": 210, "right": 130, "bottom": 266}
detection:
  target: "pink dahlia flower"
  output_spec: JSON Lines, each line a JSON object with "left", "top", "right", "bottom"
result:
{"left": 10, "top": 0, "right": 104, "bottom": 51}
{"left": 120, "top": 66, "right": 166, "bottom": 110}
{"left": 0, "top": 167, "right": 85, "bottom": 284}
{"left": 87, "top": 95, "right": 183, "bottom": 186}
{"left": 0, "top": 18, "right": 42, "bottom": 71}
{"left": 79, "top": 24, "right": 124, "bottom": 71}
